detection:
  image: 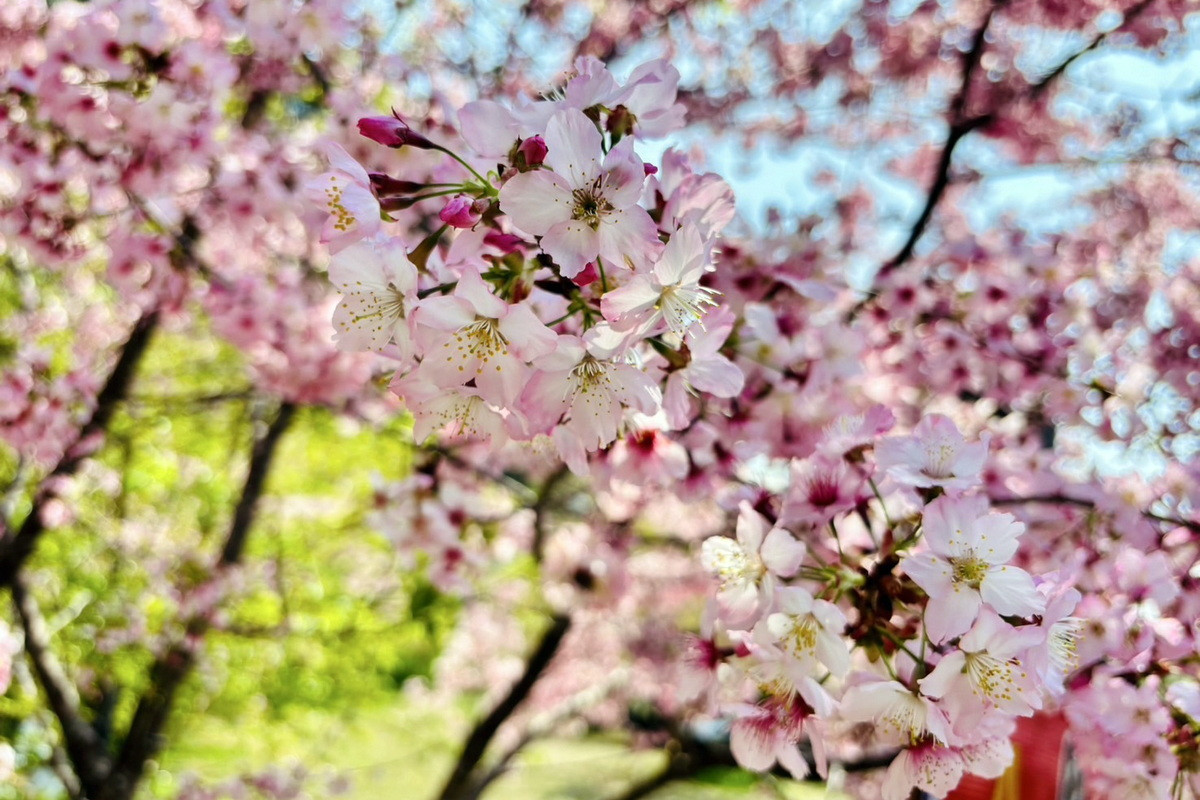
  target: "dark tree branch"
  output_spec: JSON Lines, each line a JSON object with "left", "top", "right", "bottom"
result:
{"left": 47, "top": 739, "right": 84, "bottom": 800}
{"left": 604, "top": 744, "right": 702, "bottom": 800}
{"left": 12, "top": 573, "right": 112, "bottom": 797}
{"left": 865, "top": 0, "right": 1159, "bottom": 297}
{"left": 220, "top": 403, "right": 298, "bottom": 565}
{"left": 96, "top": 401, "right": 297, "bottom": 800}
{"left": 467, "top": 667, "right": 631, "bottom": 798}
{"left": 0, "top": 310, "right": 159, "bottom": 589}
{"left": 1028, "top": 0, "right": 1157, "bottom": 100}
{"left": 437, "top": 614, "right": 573, "bottom": 800}
{"left": 875, "top": 4, "right": 1002, "bottom": 282}
{"left": 530, "top": 466, "right": 570, "bottom": 563}
{"left": 992, "top": 493, "right": 1200, "bottom": 535}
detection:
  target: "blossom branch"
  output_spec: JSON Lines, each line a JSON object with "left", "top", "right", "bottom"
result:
{"left": 436, "top": 613, "right": 573, "bottom": 800}
{"left": 0, "top": 309, "right": 160, "bottom": 590}
{"left": 872, "top": 0, "right": 1158, "bottom": 287}
{"left": 97, "top": 401, "right": 297, "bottom": 800}
{"left": 1027, "top": 0, "right": 1158, "bottom": 100}
{"left": 991, "top": 493, "right": 1200, "bottom": 535}
{"left": 11, "top": 573, "right": 112, "bottom": 798}
{"left": 875, "top": 4, "right": 1001, "bottom": 281}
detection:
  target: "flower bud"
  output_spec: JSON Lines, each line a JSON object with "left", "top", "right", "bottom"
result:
{"left": 369, "top": 173, "right": 428, "bottom": 196}
{"left": 517, "top": 135, "right": 547, "bottom": 167}
{"left": 357, "top": 113, "right": 436, "bottom": 149}
{"left": 482, "top": 231, "right": 525, "bottom": 254}
{"left": 571, "top": 262, "right": 599, "bottom": 287}
{"left": 439, "top": 195, "right": 481, "bottom": 229}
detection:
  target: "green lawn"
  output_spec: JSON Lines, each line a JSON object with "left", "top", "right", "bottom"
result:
{"left": 154, "top": 703, "right": 841, "bottom": 800}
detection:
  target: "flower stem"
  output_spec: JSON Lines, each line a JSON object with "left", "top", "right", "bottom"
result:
{"left": 435, "top": 145, "right": 496, "bottom": 194}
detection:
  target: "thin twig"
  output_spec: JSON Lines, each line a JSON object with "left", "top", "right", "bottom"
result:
{"left": 992, "top": 493, "right": 1199, "bottom": 535}
{"left": 861, "top": 0, "right": 1160, "bottom": 299}
{"left": 874, "top": 3, "right": 1001, "bottom": 282}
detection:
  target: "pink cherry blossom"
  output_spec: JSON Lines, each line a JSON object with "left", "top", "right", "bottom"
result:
{"left": 438, "top": 196, "right": 482, "bottom": 229}
{"left": 904, "top": 494, "right": 1045, "bottom": 643}
{"left": 499, "top": 109, "right": 660, "bottom": 278}
{"left": 780, "top": 455, "right": 868, "bottom": 528}
{"left": 876, "top": 414, "right": 991, "bottom": 493}
{"left": 413, "top": 268, "right": 557, "bottom": 406}
{"left": 881, "top": 741, "right": 964, "bottom": 800}
{"left": 700, "top": 502, "right": 806, "bottom": 625}
{"left": 600, "top": 224, "right": 717, "bottom": 336}
{"left": 919, "top": 611, "right": 1044, "bottom": 730}
{"left": 728, "top": 698, "right": 813, "bottom": 780}
{"left": 761, "top": 585, "right": 850, "bottom": 678}
{"left": 305, "top": 142, "right": 382, "bottom": 254}
{"left": 327, "top": 233, "right": 418, "bottom": 356}
{"left": 518, "top": 332, "right": 660, "bottom": 451}
{"left": 840, "top": 677, "right": 953, "bottom": 747}
{"left": 610, "top": 59, "right": 686, "bottom": 139}
{"left": 662, "top": 305, "right": 744, "bottom": 429}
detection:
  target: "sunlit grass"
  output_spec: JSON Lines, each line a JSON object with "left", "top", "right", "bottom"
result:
{"left": 153, "top": 702, "right": 841, "bottom": 799}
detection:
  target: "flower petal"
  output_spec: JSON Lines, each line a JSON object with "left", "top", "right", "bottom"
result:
{"left": 980, "top": 566, "right": 1045, "bottom": 619}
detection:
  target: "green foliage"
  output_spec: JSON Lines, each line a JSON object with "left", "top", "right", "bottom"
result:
{"left": 2, "top": 304, "right": 463, "bottom": 789}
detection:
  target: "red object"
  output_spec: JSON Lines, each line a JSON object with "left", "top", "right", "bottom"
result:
{"left": 947, "top": 713, "right": 1070, "bottom": 800}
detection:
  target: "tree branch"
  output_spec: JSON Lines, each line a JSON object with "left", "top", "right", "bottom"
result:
{"left": 865, "top": 0, "right": 1159, "bottom": 295}
{"left": 1027, "top": 0, "right": 1157, "bottom": 100}
{"left": 991, "top": 493, "right": 1200, "bottom": 535}
{"left": 875, "top": 4, "right": 1001, "bottom": 282}
{"left": 604, "top": 743, "right": 702, "bottom": 800}
{"left": 0, "top": 310, "right": 159, "bottom": 589}
{"left": 12, "top": 573, "right": 111, "bottom": 797}
{"left": 96, "top": 401, "right": 297, "bottom": 800}
{"left": 531, "top": 466, "right": 570, "bottom": 564}
{"left": 437, "top": 613, "right": 572, "bottom": 800}
{"left": 469, "top": 667, "right": 631, "bottom": 797}
{"left": 219, "top": 403, "right": 298, "bottom": 566}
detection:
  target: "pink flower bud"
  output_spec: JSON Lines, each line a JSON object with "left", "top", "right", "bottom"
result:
{"left": 368, "top": 173, "right": 427, "bottom": 196}
{"left": 571, "top": 262, "right": 599, "bottom": 287}
{"left": 357, "top": 113, "right": 436, "bottom": 149}
{"left": 439, "top": 195, "right": 481, "bottom": 229}
{"left": 482, "top": 231, "right": 526, "bottom": 254}
{"left": 518, "top": 135, "right": 548, "bottom": 167}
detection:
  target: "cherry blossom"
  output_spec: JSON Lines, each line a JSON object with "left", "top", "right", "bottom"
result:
{"left": 412, "top": 268, "right": 557, "bottom": 405}
{"left": 306, "top": 142, "right": 382, "bottom": 254}
{"left": 904, "top": 494, "right": 1045, "bottom": 643}
{"left": 727, "top": 698, "right": 813, "bottom": 780}
{"left": 881, "top": 742, "right": 964, "bottom": 800}
{"left": 499, "top": 109, "right": 660, "bottom": 278}
{"left": 519, "top": 333, "right": 660, "bottom": 452}
{"left": 699, "top": 503, "right": 805, "bottom": 625}
{"left": 876, "top": 414, "right": 991, "bottom": 494}
{"left": 328, "top": 233, "right": 418, "bottom": 356}
{"left": 600, "top": 224, "right": 717, "bottom": 336}
{"left": 761, "top": 585, "right": 850, "bottom": 678}
{"left": 919, "top": 611, "right": 1044, "bottom": 728}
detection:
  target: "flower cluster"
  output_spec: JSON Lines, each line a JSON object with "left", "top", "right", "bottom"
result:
{"left": 316, "top": 57, "right": 739, "bottom": 473}
{"left": 695, "top": 414, "right": 1082, "bottom": 800}
{"left": 1064, "top": 673, "right": 1200, "bottom": 800}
